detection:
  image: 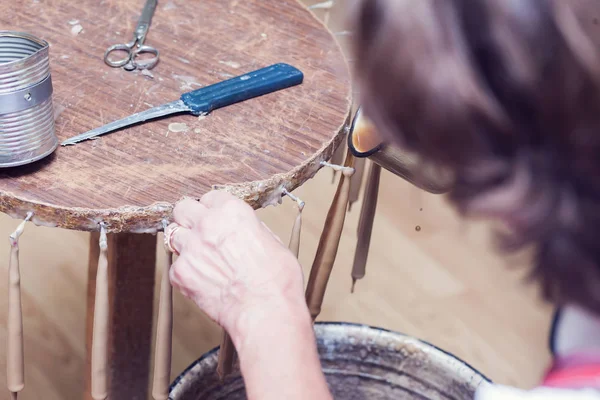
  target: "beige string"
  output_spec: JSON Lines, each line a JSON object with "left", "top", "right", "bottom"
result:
{"left": 282, "top": 189, "right": 305, "bottom": 258}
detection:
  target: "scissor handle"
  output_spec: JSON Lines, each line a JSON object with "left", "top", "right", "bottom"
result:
{"left": 130, "top": 45, "right": 159, "bottom": 70}
{"left": 104, "top": 43, "right": 159, "bottom": 70}
{"left": 104, "top": 43, "right": 134, "bottom": 68}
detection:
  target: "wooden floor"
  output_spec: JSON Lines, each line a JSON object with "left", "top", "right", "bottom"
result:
{"left": 0, "top": 2, "right": 553, "bottom": 399}
{"left": 0, "top": 164, "right": 554, "bottom": 400}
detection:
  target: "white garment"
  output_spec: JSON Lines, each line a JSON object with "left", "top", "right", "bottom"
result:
{"left": 553, "top": 304, "right": 600, "bottom": 355}
{"left": 476, "top": 384, "right": 600, "bottom": 400}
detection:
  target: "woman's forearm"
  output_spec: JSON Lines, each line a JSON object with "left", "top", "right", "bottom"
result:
{"left": 233, "top": 297, "right": 333, "bottom": 400}
{"left": 166, "top": 194, "right": 332, "bottom": 399}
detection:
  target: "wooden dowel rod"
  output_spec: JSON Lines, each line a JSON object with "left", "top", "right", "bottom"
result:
{"left": 351, "top": 162, "right": 381, "bottom": 292}
{"left": 348, "top": 157, "right": 366, "bottom": 212}
{"left": 306, "top": 150, "right": 355, "bottom": 321}
{"left": 152, "top": 226, "right": 174, "bottom": 400}
{"left": 217, "top": 331, "right": 236, "bottom": 380}
{"left": 7, "top": 213, "right": 32, "bottom": 399}
{"left": 91, "top": 224, "right": 109, "bottom": 400}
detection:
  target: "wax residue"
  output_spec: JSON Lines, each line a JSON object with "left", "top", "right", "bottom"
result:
{"left": 71, "top": 24, "right": 83, "bottom": 35}
{"left": 219, "top": 61, "right": 241, "bottom": 69}
{"left": 168, "top": 123, "right": 188, "bottom": 133}
{"left": 172, "top": 74, "right": 202, "bottom": 91}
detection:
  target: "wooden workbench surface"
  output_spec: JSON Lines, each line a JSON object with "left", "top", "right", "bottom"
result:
{"left": 1, "top": 0, "right": 352, "bottom": 232}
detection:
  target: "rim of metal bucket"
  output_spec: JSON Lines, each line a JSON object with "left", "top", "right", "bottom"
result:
{"left": 169, "top": 321, "right": 493, "bottom": 393}
{"left": 0, "top": 30, "right": 50, "bottom": 66}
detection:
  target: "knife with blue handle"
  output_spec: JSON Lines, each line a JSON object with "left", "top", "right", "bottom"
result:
{"left": 61, "top": 63, "right": 304, "bottom": 146}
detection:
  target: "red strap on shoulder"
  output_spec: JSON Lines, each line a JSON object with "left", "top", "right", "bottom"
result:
{"left": 543, "top": 353, "right": 600, "bottom": 389}
{"left": 543, "top": 365, "right": 600, "bottom": 388}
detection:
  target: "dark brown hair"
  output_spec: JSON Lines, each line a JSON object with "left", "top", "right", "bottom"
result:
{"left": 349, "top": 0, "right": 600, "bottom": 313}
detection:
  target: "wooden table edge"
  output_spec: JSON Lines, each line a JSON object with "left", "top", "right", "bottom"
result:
{"left": 0, "top": 113, "right": 351, "bottom": 233}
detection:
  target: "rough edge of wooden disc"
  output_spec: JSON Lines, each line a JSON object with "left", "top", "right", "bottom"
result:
{"left": 0, "top": 2, "right": 353, "bottom": 234}
{"left": 0, "top": 116, "right": 351, "bottom": 234}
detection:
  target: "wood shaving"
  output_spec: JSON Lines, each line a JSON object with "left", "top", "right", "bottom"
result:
{"left": 71, "top": 24, "right": 83, "bottom": 35}
{"left": 141, "top": 69, "right": 154, "bottom": 79}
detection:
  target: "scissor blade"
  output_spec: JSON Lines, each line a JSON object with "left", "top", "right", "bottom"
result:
{"left": 61, "top": 100, "right": 190, "bottom": 146}
{"left": 139, "top": 0, "right": 158, "bottom": 28}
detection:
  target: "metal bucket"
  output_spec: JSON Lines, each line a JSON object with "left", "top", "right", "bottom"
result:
{"left": 0, "top": 31, "right": 58, "bottom": 167}
{"left": 169, "top": 322, "right": 491, "bottom": 399}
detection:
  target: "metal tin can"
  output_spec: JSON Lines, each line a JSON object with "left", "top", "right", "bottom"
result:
{"left": 0, "top": 31, "right": 58, "bottom": 168}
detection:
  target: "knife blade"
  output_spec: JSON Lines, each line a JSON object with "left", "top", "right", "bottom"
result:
{"left": 61, "top": 63, "right": 304, "bottom": 146}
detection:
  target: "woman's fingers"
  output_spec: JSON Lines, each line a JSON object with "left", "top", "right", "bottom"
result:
{"left": 173, "top": 198, "right": 209, "bottom": 229}
{"left": 200, "top": 190, "right": 246, "bottom": 210}
{"left": 169, "top": 264, "right": 193, "bottom": 298}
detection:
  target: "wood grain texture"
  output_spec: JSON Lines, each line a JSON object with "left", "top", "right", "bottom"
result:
{"left": 85, "top": 233, "right": 156, "bottom": 400}
{"left": 0, "top": 0, "right": 352, "bottom": 233}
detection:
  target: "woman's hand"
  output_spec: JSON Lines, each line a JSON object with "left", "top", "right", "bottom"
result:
{"left": 166, "top": 191, "right": 333, "bottom": 400}
{"left": 167, "top": 191, "right": 308, "bottom": 345}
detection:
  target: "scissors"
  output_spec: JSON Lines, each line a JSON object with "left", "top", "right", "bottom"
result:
{"left": 104, "top": 0, "right": 159, "bottom": 71}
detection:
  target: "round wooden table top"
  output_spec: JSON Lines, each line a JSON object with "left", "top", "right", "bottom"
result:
{"left": 1, "top": 0, "right": 352, "bottom": 233}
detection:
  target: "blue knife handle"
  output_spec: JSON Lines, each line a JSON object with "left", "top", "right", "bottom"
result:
{"left": 180, "top": 63, "right": 304, "bottom": 115}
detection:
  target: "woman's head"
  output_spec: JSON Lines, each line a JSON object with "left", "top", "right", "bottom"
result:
{"left": 349, "top": 0, "right": 600, "bottom": 313}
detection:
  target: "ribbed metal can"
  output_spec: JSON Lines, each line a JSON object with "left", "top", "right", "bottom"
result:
{"left": 0, "top": 31, "right": 58, "bottom": 167}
